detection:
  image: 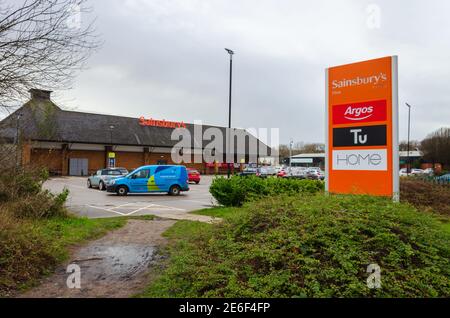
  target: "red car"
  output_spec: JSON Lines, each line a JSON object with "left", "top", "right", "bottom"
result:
{"left": 277, "top": 169, "right": 287, "bottom": 178}
{"left": 187, "top": 168, "right": 201, "bottom": 184}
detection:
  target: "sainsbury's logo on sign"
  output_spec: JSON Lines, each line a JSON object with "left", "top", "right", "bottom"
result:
{"left": 331, "top": 72, "right": 387, "bottom": 90}
{"left": 332, "top": 100, "right": 387, "bottom": 125}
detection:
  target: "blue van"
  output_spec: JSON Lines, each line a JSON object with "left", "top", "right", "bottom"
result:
{"left": 106, "top": 165, "right": 189, "bottom": 196}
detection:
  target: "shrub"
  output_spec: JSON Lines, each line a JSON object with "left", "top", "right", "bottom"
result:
{"left": 0, "top": 168, "right": 68, "bottom": 219}
{"left": 146, "top": 194, "right": 450, "bottom": 298}
{"left": 0, "top": 168, "right": 49, "bottom": 203}
{"left": 0, "top": 213, "right": 58, "bottom": 296}
{"left": 7, "top": 189, "right": 69, "bottom": 219}
{"left": 210, "top": 176, "right": 324, "bottom": 206}
{"left": 400, "top": 178, "right": 450, "bottom": 216}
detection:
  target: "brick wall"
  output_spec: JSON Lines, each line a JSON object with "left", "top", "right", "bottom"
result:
{"left": 115, "top": 151, "right": 145, "bottom": 171}
{"left": 30, "top": 148, "right": 63, "bottom": 174}
{"left": 30, "top": 147, "right": 221, "bottom": 175}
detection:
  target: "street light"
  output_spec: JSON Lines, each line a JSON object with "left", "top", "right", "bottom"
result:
{"left": 289, "top": 139, "right": 293, "bottom": 172}
{"left": 109, "top": 125, "right": 115, "bottom": 144}
{"left": 405, "top": 103, "right": 411, "bottom": 175}
{"left": 225, "top": 48, "right": 234, "bottom": 178}
{"left": 15, "top": 113, "right": 23, "bottom": 169}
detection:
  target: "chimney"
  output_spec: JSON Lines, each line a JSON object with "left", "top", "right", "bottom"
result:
{"left": 29, "top": 89, "right": 52, "bottom": 101}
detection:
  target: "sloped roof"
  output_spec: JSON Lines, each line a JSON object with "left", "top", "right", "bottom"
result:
{"left": 0, "top": 97, "right": 271, "bottom": 155}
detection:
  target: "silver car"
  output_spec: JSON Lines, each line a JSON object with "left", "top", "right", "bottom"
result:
{"left": 87, "top": 168, "right": 129, "bottom": 191}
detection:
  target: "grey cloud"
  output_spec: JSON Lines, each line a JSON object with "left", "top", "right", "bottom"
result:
{"left": 53, "top": 0, "right": 450, "bottom": 145}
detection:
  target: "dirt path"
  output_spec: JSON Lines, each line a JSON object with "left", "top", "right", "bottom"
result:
{"left": 20, "top": 219, "right": 175, "bottom": 298}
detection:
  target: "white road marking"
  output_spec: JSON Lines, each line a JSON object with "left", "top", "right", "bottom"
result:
{"left": 87, "top": 202, "right": 186, "bottom": 216}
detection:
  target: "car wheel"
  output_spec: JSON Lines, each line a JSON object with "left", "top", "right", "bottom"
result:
{"left": 99, "top": 181, "right": 105, "bottom": 191}
{"left": 168, "top": 185, "right": 181, "bottom": 196}
{"left": 87, "top": 179, "right": 92, "bottom": 188}
{"left": 195, "top": 181, "right": 200, "bottom": 184}
{"left": 116, "top": 185, "right": 128, "bottom": 196}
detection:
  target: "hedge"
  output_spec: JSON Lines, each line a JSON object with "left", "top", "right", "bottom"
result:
{"left": 209, "top": 176, "right": 324, "bottom": 206}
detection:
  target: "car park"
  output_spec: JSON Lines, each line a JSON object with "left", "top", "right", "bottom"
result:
{"left": 284, "top": 167, "right": 307, "bottom": 179}
{"left": 187, "top": 168, "right": 201, "bottom": 184}
{"left": 256, "top": 166, "right": 277, "bottom": 178}
{"left": 87, "top": 168, "right": 129, "bottom": 191}
{"left": 239, "top": 167, "right": 258, "bottom": 177}
{"left": 411, "top": 168, "right": 424, "bottom": 175}
{"left": 399, "top": 168, "right": 425, "bottom": 177}
{"left": 107, "top": 165, "right": 189, "bottom": 196}
{"left": 305, "top": 167, "right": 325, "bottom": 180}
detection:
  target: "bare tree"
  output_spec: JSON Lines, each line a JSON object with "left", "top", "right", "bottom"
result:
{"left": 0, "top": 0, "right": 100, "bottom": 111}
{"left": 399, "top": 140, "right": 421, "bottom": 152}
{"left": 421, "top": 127, "right": 450, "bottom": 170}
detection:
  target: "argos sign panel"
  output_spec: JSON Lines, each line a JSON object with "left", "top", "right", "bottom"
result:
{"left": 332, "top": 100, "right": 387, "bottom": 124}
{"left": 326, "top": 56, "right": 399, "bottom": 199}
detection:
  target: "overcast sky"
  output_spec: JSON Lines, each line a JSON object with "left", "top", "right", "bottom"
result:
{"left": 52, "top": 0, "right": 450, "bottom": 145}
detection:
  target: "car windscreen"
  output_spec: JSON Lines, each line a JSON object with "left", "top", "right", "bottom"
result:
{"left": 106, "top": 170, "right": 123, "bottom": 175}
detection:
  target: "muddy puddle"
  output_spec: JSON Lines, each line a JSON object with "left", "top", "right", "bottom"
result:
{"left": 74, "top": 243, "right": 156, "bottom": 281}
{"left": 20, "top": 219, "right": 175, "bottom": 298}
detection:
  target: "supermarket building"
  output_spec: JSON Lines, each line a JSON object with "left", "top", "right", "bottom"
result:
{"left": 0, "top": 89, "right": 271, "bottom": 175}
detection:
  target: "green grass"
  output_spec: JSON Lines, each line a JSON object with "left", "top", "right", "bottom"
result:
{"left": 442, "top": 221, "right": 450, "bottom": 234}
{"left": 189, "top": 207, "right": 239, "bottom": 218}
{"left": 141, "top": 193, "right": 450, "bottom": 298}
{"left": 34, "top": 216, "right": 127, "bottom": 262}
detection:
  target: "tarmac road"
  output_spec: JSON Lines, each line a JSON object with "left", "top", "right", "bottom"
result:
{"left": 44, "top": 175, "right": 217, "bottom": 220}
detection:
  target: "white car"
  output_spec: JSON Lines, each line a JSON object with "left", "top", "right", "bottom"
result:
{"left": 399, "top": 168, "right": 424, "bottom": 176}
{"left": 411, "top": 168, "right": 424, "bottom": 175}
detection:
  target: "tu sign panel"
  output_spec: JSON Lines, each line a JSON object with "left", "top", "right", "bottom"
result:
{"left": 325, "top": 56, "right": 399, "bottom": 199}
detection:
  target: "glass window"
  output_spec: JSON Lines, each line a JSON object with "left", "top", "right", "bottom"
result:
{"left": 96, "top": 170, "right": 102, "bottom": 176}
{"left": 133, "top": 169, "right": 150, "bottom": 179}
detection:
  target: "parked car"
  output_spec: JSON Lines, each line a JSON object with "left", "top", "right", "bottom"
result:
{"left": 256, "top": 166, "right": 277, "bottom": 178}
{"left": 187, "top": 168, "right": 201, "bottom": 184}
{"left": 274, "top": 166, "right": 284, "bottom": 174}
{"left": 107, "top": 165, "right": 189, "bottom": 196}
{"left": 87, "top": 167, "right": 129, "bottom": 191}
{"left": 435, "top": 173, "right": 450, "bottom": 183}
{"left": 277, "top": 169, "right": 287, "bottom": 178}
{"left": 399, "top": 168, "right": 425, "bottom": 176}
{"left": 284, "top": 167, "right": 307, "bottom": 179}
{"left": 239, "top": 167, "right": 258, "bottom": 177}
{"left": 305, "top": 167, "right": 325, "bottom": 180}
{"left": 423, "top": 168, "right": 434, "bottom": 176}
{"left": 411, "top": 168, "right": 424, "bottom": 175}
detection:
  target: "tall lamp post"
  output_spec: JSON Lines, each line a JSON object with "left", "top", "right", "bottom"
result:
{"left": 289, "top": 139, "right": 293, "bottom": 172}
{"left": 225, "top": 48, "right": 234, "bottom": 178}
{"left": 15, "top": 113, "right": 23, "bottom": 169}
{"left": 109, "top": 125, "right": 115, "bottom": 168}
{"left": 405, "top": 103, "right": 411, "bottom": 175}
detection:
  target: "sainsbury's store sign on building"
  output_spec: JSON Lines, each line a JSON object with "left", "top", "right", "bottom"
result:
{"left": 326, "top": 56, "right": 399, "bottom": 199}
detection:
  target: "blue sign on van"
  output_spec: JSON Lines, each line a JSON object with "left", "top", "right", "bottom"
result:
{"left": 106, "top": 165, "right": 189, "bottom": 196}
